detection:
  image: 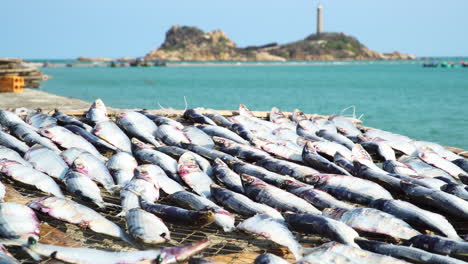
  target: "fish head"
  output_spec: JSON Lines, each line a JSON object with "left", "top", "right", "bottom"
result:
{"left": 212, "top": 136, "right": 232, "bottom": 147}
{"left": 238, "top": 104, "right": 254, "bottom": 117}
{"left": 157, "top": 240, "right": 210, "bottom": 264}
{"left": 351, "top": 144, "right": 373, "bottom": 163}
{"left": 71, "top": 158, "right": 88, "bottom": 175}
{"left": 0, "top": 159, "right": 21, "bottom": 172}
{"left": 131, "top": 138, "right": 153, "bottom": 149}
{"left": 91, "top": 99, "right": 106, "bottom": 111}
{"left": 178, "top": 153, "right": 201, "bottom": 176}
{"left": 240, "top": 174, "right": 266, "bottom": 187}
{"left": 26, "top": 197, "right": 52, "bottom": 212}
{"left": 116, "top": 112, "right": 128, "bottom": 120}
{"left": 213, "top": 158, "right": 228, "bottom": 168}
{"left": 292, "top": 109, "right": 306, "bottom": 122}
{"left": 38, "top": 126, "right": 54, "bottom": 139}
{"left": 303, "top": 141, "right": 318, "bottom": 155}
{"left": 322, "top": 207, "right": 348, "bottom": 219}
{"left": 300, "top": 174, "right": 324, "bottom": 185}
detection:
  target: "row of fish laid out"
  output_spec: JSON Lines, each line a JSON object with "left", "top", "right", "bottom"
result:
{"left": 0, "top": 99, "right": 466, "bottom": 263}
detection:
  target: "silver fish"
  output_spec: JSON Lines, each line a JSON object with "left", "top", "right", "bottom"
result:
{"left": 0, "top": 146, "right": 31, "bottom": 166}
{"left": 196, "top": 124, "right": 249, "bottom": 144}
{"left": 53, "top": 110, "right": 93, "bottom": 132}
{"left": 211, "top": 184, "right": 283, "bottom": 219}
{"left": 254, "top": 253, "right": 289, "bottom": 264}
{"left": 60, "top": 147, "right": 87, "bottom": 165}
{"left": 0, "top": 160, "right": 64, "bottom": 197}
{"left": 126, "top": 208, "right": 170, "bottom": 244}
{"left": 408, "top": 234, "right": 468, "bottom": 259}
{"left": 238, "top": 104, "right": 280, "bottom": 130}
{"left": 0, "top": 110, "right": 36, "bottom": 130}
{"left": 291, "top": 109, "right": 308, "bottom": 123}
{"left": 65, "top": 124, "right": 118, "bottom": 153}
{"left": 63, "top": 170, "right": 106, "bottom": 208}
{"left": 285, "top": 213, "right": 360, "bottom": 247}
{"left": 417, "top": 146, "right": 466, "bottom": 180}
{"left": 229, "top": 159, "right": 296, "bottom": 187}
{"left": 296, "top": 120, "right": 324, "bottom": 141}
{"left": 117, "top": 111, "right": 161, "bottom": 147}
{"left": 119, "top": 178, "right": 159, "bottom": 216}
{"left": 413, "top": 141, "right": 462, "bottom": 161}
{"left": 169, "top": 191, "right": 236, "bottom": 232}
{"left": 269, "top": 107, "right": 296, "bottom": 130}
{"left": 157, "top": 145, "right": 213, "bottom": 177}
{"left": 180, "top": 142, "right": 235, "bottom": 162}
{"left": 25, "top": 236, "right": 209, "bottom": 264}
{"left": 107, "top": 152, "right": 137, "bottom": 187}
{"left": 301, "top": 173, "right": 393, "bottom": 205}
{"left": 230, "top": 123, "right": 255, "bottom": 142}
{"left": 132, "top": 138, "right": 182, "bottom": 183}
{"left": 328, "top": 115, "right": 362, "bottom": 137}
{"left": 398, "top": 155, "right": 453, "bottom": 179}
{"left": 253, "top": 137, "right": 302, "bottom": 162}
{"left": 28, "top": 197, "right": 131, "bottom": 243}
{"left": 178, "top": 153, "right": 214, "bottom": 199}
{"left": 204, "top": 112, "right": 234, "bottom": 127}
{"left": 156, "top": 124, "right": 189, "bottom": 147}
{"left": 212, "top": 158, "right": 244, "bottom": 193}
{"left": 310, "top": 116, "right": 337, "bottom": 133}
{"left": 312, "top": 141, "right": 353, "bottom": 161}
{"left": 0, "top": 130, "right": 29, "bottom": 155}
{"left": 9, "top": 124, "right": 59, "bottom": 152}
{"left": 441, "top": 183, "right": 468, "bottom": 200}
{"left": 323, "top": 207, "right": 421, "bottom": 240}
{"left": 302, "top": 142, "right": 352, "bottom": 175}
{"left": 0, "top": 202, "right": 40, "bottom": 242}
{"left": 142, "top": 112, "right": 185, "bottom": 129}
{"left": 85, "top": 98, "right": 108, "bottom": 124}
{"left": 93, "top": 121, "right": 132, "bottom": 153}
{"left": 183, "top": 109, "right": 217, "bottom": 126}
{"left": 237, "top": 214, "right": 303, "bottom": 260}
{"left": 183, "top": 126, "right": 215, "bottom": 149}
{"left": 141, "top": 201, "right": 216, "bottom": 227}
{"left": 72, "top": 153, "right": 116, "bottom": 193}
{"left": 241, "top": 174, "right": 321, "bottom": 214}
{"left": 317, "top": 129, "right": 355, "bottom": 150}
{"left": 40, "top": 125, "right": 105, "bottom": 160}
{"left": 369, "top": 198, "right": 460, "bottom": 240}
{"left": 26, "top": 112, "right": 57, "bottom": 129}
{"left": 213, "top": 136, "right": 271, "bottom": 161}
{"left": 135, "top": 164, "right": 184, "bottom": 195}
{"left": 361, "top": 141, "right": 396, "bottom": 161}
{"left": 24, "top": 144, "right": 68, "bottom": 179}
{"left": 256, "top": 157, "right": 319, "bottom": 179}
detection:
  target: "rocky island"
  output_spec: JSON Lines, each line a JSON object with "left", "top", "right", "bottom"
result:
{"left": 144, "top": 25, "right": 415, "bottom": 61}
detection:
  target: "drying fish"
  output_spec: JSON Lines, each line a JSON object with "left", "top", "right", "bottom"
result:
{"left": 230, "top": 123, "right": 255, "bottom": 142}
{"left": 413, "top": 141, "right": 462, "bottom": 161}
{"left": 333, "top": 152, "right": 355, "bottom": 174}
{"left": 60, "top": 147, "right": 87, "bottom": 165}
{"left": 183, "top": 126, "right": 215, "bottom": 148}
{"left": 441, "top": 183, "right": 468, "bottom": 200}
{"left": 285, "top": 213, "right": 360, "bottom": 247}
{"left": 25, "top": 237, "right": 209, "bottom": 264}
{"left": 303, "top": 142, "right": 351, "bottom": 175}
{"left": 197, "top": 124, "right": 249, "bottom": 144}
{"left": 0, "top": 146, "right": 31, "bottom": 166}
{"left": 63, "top": 170, "right": 106, "bottom": 208}
{"left": 383, "top": 160, "right": 419, "bottom": 176}
{"left": 361, "top": 141, "right": 396, "bottom": 161}
{"left": 323, "top": 207, "right": 421, "bottom": 240}
{"left": 24, "top": 144, "right": 68, "bottom": 179}
{"left": 213, "top": 136, "right": 270, "bottom": 161}
{"left": 181, "top": 142, "right": 235, "bottom": 162}
{"left": 183, "top": 108, "right": 217, "bottom": 126}
{"left": 71, "top": 153, "right": 116, "bottom": 193}
{"left": 93, "top": 121, "right": 132, "bottom": 152}
{"left": 311, "top": 141, "right": 353, "bottom": 160}
{"left": 9, "top": 124, "right": 59, "bottom": 152}
{"left": 169, "top": 191, "right": 236, "bottom": 232}
{"left": 40, "top": 125, "right": 105, "bottom": 159}
{"left": 132, "top": 138, "right": 182, "bottom": 183}
{"left": 142, "top": 112, "right": 185, "bottom": 129}
{"left": 53, "top": 110, "right": 93, "bottom": 132}
{"left": 237, "top": 214, "right": 303, "bottom": 260}
{"left": 310, "top": 116, "right": 337, "bottom": 133}
{"left": 28, "top": 197, "right": 132, "bottom": 243}
{"left": 369, "top": 198, "right": 460, "bottom": 240}
{"left": 317, "top": 129, "right": 355, "bottom": 149}
{"left": 119, "top": 177, "right": 159, "bottom": 215}
{"left": 284, "top": 180, "right": 355, "bottom": 210}
{"left": 291, "top": 109, "right": 307, "bottom": 123}
{"left": 417, "top": 146, "right": 466, "bottom": 179}
{"left": 106, "top": 152, "right": 138, "bottom": 187}
{"left": 356, "top": 239, "right": 464, "bottom": 264}
{"left": 156, "top": 124, "right": 189, "bottom": 147}
{"left": 452, "top": 158, "right": 468, "bottom": 173}
{"left": 400, "top": 181, "right": 468, "bottom": 219}
{"left": 229, "top": 159, "right": 295, "bottom": 187}
{"left": 178, "top": 152, "right": 214, "bottom": 198}
{"left": 253, "top": 137, "right": 302, "bottom": 162}
{"left": 0, "top": 110, "right": 36, "bottom": 130}
{"left": 353, "top": 162, "right": 405, "bottom": 191}
{"left": 26, "top": 112, "right": 57, "bottom": 129}
{"left": 141, "top": 201, "right": 216, "bottom": 227}
{"left": 204, "top": 112, "right": 233, "bottom": 127}
{"left": 0, "top": 244, "right": 19, "bottom": 264}
{"left": 398, "top": 155, "right": 454, "bottom": 179}
{"left": 0, "top": 181, "right": 5, "bottom": 201}
{"left": 273, "top": 127, "right": 302, "bottom": 144}
{"left": 135, "top": 164, "right": 184, "bottom": 195}
{"left": 408, "top": 234, "right": 468, "bottom": 259}
{"left": 0, "top": 202, "right": 40, "bottom": 242}
{"left": 0, "top": 160, "right": 64, "bottom": 197}
{"left": 212, "top": 158, "right": 243, "bottom": 193}
{"left": 211, "top": 184, "right": 283, "bottom": 219}
{"left": 256, "top": 157, "right": 319, "bottom": 179}
{"left": 241, "top": 174, "right": 321, "bottom": 214}
{"left": 269, "top": 107, "right": 296, "bottom": 130}
{"left": 85, "top": 98, "right": 108, "bottom": 124}
{"left": 329, "top": 115, "right": 362, "bottom": 137}
{"left": 157, "top": 145, "right": 213, "bottom": 177}
{"left": 126, "top": 208, "right": 170, "bottom": 244}
{"left": 306, "top": 241, "right": 410, "bottom": 264}
{"left": 296, "top": 120, "right": 324, "bottom": 141}
{"left": 117, "top": 111, "right": 161, "bottom": 147}
{"left": 65, "top": 124, "right": 118, "bottom": 153}
{"left": 254, "top": 253, "right": 289, "bottom": 264}
{"left": 0, "top": 131, "right": 29, "bottom": 155}
{"left": 238, "top": 104, "right": 279, "bottom": 130}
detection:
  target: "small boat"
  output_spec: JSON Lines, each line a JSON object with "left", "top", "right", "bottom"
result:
{"left": 422, "top": 61, "right": 438, "bottom": 67}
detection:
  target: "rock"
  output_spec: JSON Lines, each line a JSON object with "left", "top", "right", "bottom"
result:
{"left": 76, "top": 57, "right": 112, "bottom": 62}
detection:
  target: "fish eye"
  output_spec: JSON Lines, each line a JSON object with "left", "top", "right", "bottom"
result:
{"left": 155, "top": 254, "right": 163, "bottom": 264}
{"left": 28, "top": 237, "right": 37, "bottom": 245}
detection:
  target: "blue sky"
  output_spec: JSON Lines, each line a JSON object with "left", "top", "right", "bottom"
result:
{"left": 3, "top": 0, "right": 467, "bottom": 58}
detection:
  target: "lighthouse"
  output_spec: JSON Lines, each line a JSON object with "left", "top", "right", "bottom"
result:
{"left": 317, "top": 4, "right": 323, "bottom": 35}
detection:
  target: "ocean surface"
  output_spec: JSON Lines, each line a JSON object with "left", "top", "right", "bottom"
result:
{"left": 40, "top": 60, "right": 468, "bottom": 149}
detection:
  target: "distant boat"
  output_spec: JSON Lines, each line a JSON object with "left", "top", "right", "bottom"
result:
{"left": 422, "top": 61, "right": 438, "bottom": 67}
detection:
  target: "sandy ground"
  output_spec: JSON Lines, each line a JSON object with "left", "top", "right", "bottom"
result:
{"left": 0, "top": 89, "right": 91, "bottom": 111}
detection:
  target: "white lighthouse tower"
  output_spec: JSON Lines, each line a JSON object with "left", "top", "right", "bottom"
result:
{"left": 317, "top": 4, "right": 323, "bottom": 35}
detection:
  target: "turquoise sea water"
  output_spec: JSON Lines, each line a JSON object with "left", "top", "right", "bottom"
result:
{"left": 41, "top": 61, "right": 468, "bottom": 149}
